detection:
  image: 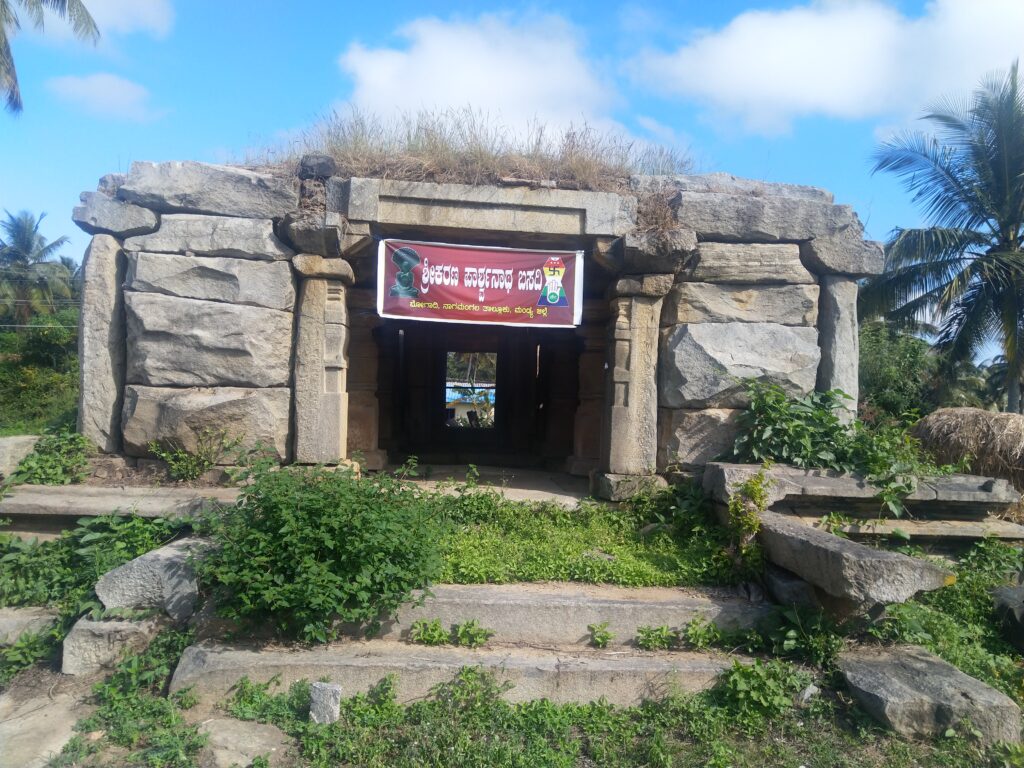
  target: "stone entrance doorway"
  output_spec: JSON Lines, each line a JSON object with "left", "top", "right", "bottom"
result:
{"left": 378, "top": 321, "right": 579, "bottom": 468}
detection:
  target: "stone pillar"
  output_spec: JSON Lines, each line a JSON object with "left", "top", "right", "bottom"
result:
{"left": 346, "top": 288, "right": 388, "bottom": 470}
{"left": 816, "top": 276, "right": 860, "bottom": 419}
{"left": 293, "top": 278, "right": 349, "bottom": 463}
{"left": 593, "top": 275, "right": 673, "bottom": 500}
{"left": 78, "top": 235, "right": 126, "bottom": 453}
{"left": 567, "top": 301, "right": 607, "bottom": 476}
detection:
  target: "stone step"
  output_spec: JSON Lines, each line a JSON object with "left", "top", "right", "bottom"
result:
{"left": 170, "top": 640, "right": 739, "bottom": 706}
{"left": 788, "top": 513, "right": 1024, "bottom": 543}
{"left": 705, "top": 463, "right": 1021, "bottom": 519}
{"left": 376, "top": 583, "right": 771, "bottom": 647}
{"left": 0, "top": 485, "right": 238, "bottom": 535}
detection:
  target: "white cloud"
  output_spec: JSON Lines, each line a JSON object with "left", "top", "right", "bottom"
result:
{"left": 630, "top": 0, "right": 1024, "bottom": 135}
{"left": 47, "top": 73, "right": 162, "bottom": 122}
{"left": 338, "top": 13, "right": 617, "bottom": 133}
{"left": 38, "top": 0, "right": 173, "bottom": 41}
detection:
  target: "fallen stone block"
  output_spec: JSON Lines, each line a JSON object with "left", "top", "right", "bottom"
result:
{"left": 123, "top": 214, "right": 293, "bottom": 260}
{"left": 993, "top": 585, "right": 1024, "bottom": 652}
{"left": 0, "top": 435, "right": 40, "bottom": 480}
{"left": 838, "top": 645, "right": 1021, "bottom": 745}
{"left": 119, "top": 161, "right": 297, "bottom": 219}
{"left": 62, "top": 617, "right": 162, "bottom": 676}
{"left": 95, "top": 538, "right": 210, "bottom": 621}
{"left": 309, "top": 681, "right": 343, "bottom": 724}
{"left": 0, "top": 607, "right": 59, "bottom": 644}
{"left": 73, "top": 191, "right": 159, "bottom": 238}
{"left": 198, "top": 717, "right": 291, "bottom": 768}
{"left": 591, "top": 472, "right": 668, "bottom": 502}
{"left": 757, "top": 511, "right": 953, "bottom": 606}
{"left": 659, "top": 323, "right": 820, "bottom": 409}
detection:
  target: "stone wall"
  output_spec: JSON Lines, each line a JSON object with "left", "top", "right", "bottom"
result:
{"left": 74, "top": 160, "right": 879, "bottom": 490}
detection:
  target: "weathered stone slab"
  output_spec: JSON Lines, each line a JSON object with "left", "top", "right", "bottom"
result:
{"left": 611, "top": 273, "right": 674, "bottom": 298}
{"left": 633, "top": 173, "right": 834, "bottom": 203}
{"left": 77, "top": 235, "right": 126, "bottom": 453}
{"left": 126, "top": 252, "right": 295, "bottom": 310}
{"left": 816, "top": 276, "right": 859, "bottom": 413}
{"left": 121, "top": 385, "right": 290, "bottom": 461}
{"left": 310, "top": 681, "right": 343, "bottom": 724}
{"left": 73, "top": 191, "right": 159, "bottom": 237}
{"left": 756, "top": 510, "right": 953, "bottom": 605}
{"left": 62, "top": 617, "right": 162, "bottom": 675}
{"left": 328, "top": 177, "right": 635, "bottom": 237}
{"left": 657, "top": 408, "right": 740, "bottom": 471}
{"left": 293, "top": 279, "right": 349, "bottom": 464}
{"left": 123, "top": 214, "right": 293, "bottom": 260}
{"left": 801, "top": 230, "right": 884, "bottom": 277}
{"left": 125, "top": 292, "right": 292, "bottom": 387}
{"left": 838, "top": 645, "right": 1021, "bottom": 745}
{"left": 119, "top": 161, "right": 297, "bottom": 219}
{"left": 0, "top": 435, "right": 40, "bottom": 480}
{"left": 662, "top": 283, "right": 819, "bottom": 326}
{"left": 618, "top": 229, "right": 698, "bottom": 273}
{"left": 659, "top": 323, "right": 820, "bottom": 409}
{"left": 0, "top": 607, "right": 58, "bottom": 643}
{"left": 292, "top": 253, "right": 355, "bottom": 282}
{"left": 682, "top": 243, "right": 815, "bottom": 284}
{"left": 591, "top": 472, "right": 668, "bottom": 502}
{"left": 198, "top": 718, "right": 292, "bottom": 768}
{"left": 95, "top": 538, "right": 209, "bottom": 621}
{"left": 675, "top": 192, "right": 860, "bottom": 243}
{"left": 994, "top": 585, "right": 1024, "bottom": 652}
{"left": 0, "top": 689, "right": 94, "bottom": 768}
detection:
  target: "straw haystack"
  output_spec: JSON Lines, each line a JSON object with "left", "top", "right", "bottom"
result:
{"left": 912, "top": 408, "right": 1024, "bottom": 491}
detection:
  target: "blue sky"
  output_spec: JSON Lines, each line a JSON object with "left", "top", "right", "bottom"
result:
{"left": 3, "top": 0, "right": 1024, "bottom": 264}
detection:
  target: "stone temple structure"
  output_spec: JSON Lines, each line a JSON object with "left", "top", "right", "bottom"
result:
{"left": 72, "top": 158, "right": 881, "bottom": 499}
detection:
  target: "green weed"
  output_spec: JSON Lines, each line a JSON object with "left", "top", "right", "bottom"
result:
{"left": 588, "top": 621, "right": 613, "bottom": 649}
{"left": 635, "top": 625, "right": 677, "bottom": 651}
{"left": 453, "top": 619, "right": 494, "bottom": 648}
{"left": 148, "top": 428, "right": 238, "bottom": 481}
{"left": 409, "top": 618, "right": 450, "bottom": 646}
{"left": 10, "top": 429, "right": 91, "bottom": 485}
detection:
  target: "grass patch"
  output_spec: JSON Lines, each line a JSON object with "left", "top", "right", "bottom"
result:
{"left": 255, "top": 108, "right": 692, "bottom": 192}
{"left": 222, "top": 665, "right": 1001, "bottom": 768}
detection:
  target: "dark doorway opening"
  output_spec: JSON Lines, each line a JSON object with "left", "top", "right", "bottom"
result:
{"left": 379, "top": 321, "right": 579, "bottom": 467}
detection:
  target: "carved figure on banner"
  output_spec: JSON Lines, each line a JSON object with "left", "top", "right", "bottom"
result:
{"left": 389, "top": 246, "right": 420, "bottom": 298}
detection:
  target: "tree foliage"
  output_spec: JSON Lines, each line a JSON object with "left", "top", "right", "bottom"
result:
{"left": 861, "top": 62, "right": 1024, "bottom": 412}
{"left": 0, "top": 210, "right": 73, "bottom": 325}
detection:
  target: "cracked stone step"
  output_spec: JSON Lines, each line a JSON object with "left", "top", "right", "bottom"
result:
{"left": 0, "top": 484, "right": 238, "bottom": 520}
{"left": 171, "top": 640, "right": 740, "bottom": 706}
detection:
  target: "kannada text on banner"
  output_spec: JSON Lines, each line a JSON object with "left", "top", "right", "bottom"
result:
{"left": 376, "top": 239, "right": 584, "bottom": 328}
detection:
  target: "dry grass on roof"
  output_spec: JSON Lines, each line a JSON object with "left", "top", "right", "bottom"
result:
{"left": 911, "top": 407, "right": 1024, "bottom": 491}
{"left": 250, "top": 108, "right": 692, "bottom": 193}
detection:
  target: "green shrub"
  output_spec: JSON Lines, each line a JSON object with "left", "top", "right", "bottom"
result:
{"left": 716, "top": 659, "right": 810, "bottom": 726}
{"left": 0, "top": 361, "right": 78, "bottom": 435}
{"left": 727, "top": 380, "right": 955, "bottom": 515}
{"left": 409, "top": 618, "right": 450, "bottom": 646}
{"left": 198, "top": 464, "right": 442, "bottom": 643}
{"left": 148, "top": 429, "right": 238, "bottom": 481}
{"left": 588, "top": 621, "right": 613, "bottom": 649}
{"left": 10, "top": 429, "right": 91, "bottom": 485}
{"left": 635, "top": 624, "right": 676, "bottom": 651}
{"left": 453, "top": 619, "right": 493, "bottom": 648}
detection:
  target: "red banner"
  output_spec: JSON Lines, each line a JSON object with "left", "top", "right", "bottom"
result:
{"left": 376, "top": 239, "right": 583, "bottom": 327}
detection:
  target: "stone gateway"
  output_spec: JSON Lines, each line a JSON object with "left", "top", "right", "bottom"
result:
{"left": 74, "top": 160, "right": 881, "bottom": 498}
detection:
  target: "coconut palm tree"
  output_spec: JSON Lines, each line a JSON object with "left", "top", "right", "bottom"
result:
{"left": 0, "top": 210, "right": 72, "bottom": 324}
{"left": 861, "top": 62, "right": 1024, "bottom": 413}
{"left": 1, "top": 0, "right": 98, "bottom": 113}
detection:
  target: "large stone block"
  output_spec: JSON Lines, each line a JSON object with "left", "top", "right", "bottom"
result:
{"left": 0, "top": 607, "right": 58, "bottom": 643}
{"left": 657, "top": 408, "right": 740, "bottom": 471}
{"left": 62, "top": 616, "right": 162, "bottom": 675}
{"left": 839, "top": 645, "right": 1021, "bottom": 745}
{"left": 327, "top": 177, "right": 635, "bottom": 237}
{"left": 95, "top": 538, "right": 209, "bottom": 621}
{"left": 119, "top": 161, "right": 297, "bottom": 219}
{"left": 73, "top": 191, "right": 158, "bottom": 237}
{"left": 659, "top": 323, "right": 820, "bottom": 408}
{"left": 0, "top": 435, "right": 39, "bottom": 481}
{"left": 617, "top": 229, "right": 698, "bottom": 273}
{"left": 78, "top": 235, "right": 126, "bottom": 452}
{"left": 816, "top": 276, "right": 859, "bottom": 409}
{"left": 662, "top": 283, "right": 819, "bottom": 326}
{"left": 675, "top": 191, "right": 860, "bottom": 242}
{"left": 682, "top": 243, "right": 815, "bottom": 284}
{"left": 121, "top": 385, "right": 290, "bottom": 461}
{"left": 125, "top": 292, "right": 292, "bottom": 387}
{"left": 126, "top": 252, "right": 295, "bottom": 311}
{"left": 756, "top": 511, "right": 952, "bottom": 605}
{"left": 123, "top": 214, "right": 293, "bottom": 260}
{"left": 801, "top": 230, "right": 884, "bottom": 277}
